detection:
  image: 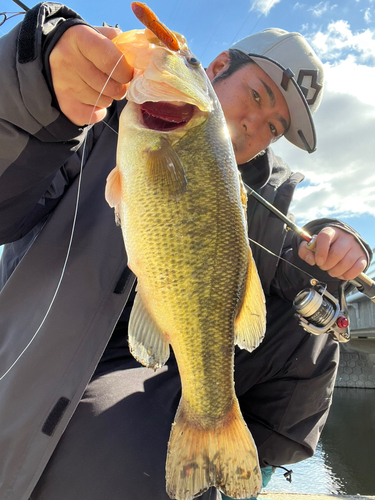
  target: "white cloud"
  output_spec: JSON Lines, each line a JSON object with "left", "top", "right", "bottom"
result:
{"left": 271, "top": 23, "right": 375, "bottom": 225}
{"left": 309, "top": 20, "right": 375, "bottom": 64}
{"left": 323, "top": 56, "right": 375, "bottom": 107}
{"left": 364, "top": 7, "right": 372, "bottom": 22}
{"left": 272, "top": 89, "right": 375, "bottom": 223}
{"left": 308, "top": 1, "right": 337, "bottom": 17}
{"left": 250, "top": 0, "right": 282, "bottom": 16}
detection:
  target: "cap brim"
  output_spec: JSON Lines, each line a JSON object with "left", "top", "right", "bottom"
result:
{"left": 248, "top": 54, "right": 317, "bottom": 153}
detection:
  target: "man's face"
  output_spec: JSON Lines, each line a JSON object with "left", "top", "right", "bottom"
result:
{"left": 207, "top": 52, "right": 291, "bottom": 164}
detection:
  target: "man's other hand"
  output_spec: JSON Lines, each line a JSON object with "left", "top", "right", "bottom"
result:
{"left": 298, "top": 226, "right": 368, "bottom": 281}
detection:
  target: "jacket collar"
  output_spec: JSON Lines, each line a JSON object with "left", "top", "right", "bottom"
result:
{"left": 238, "top": 148, "right": 273, "bottom": 190}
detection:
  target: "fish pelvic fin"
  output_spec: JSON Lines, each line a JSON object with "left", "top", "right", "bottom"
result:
{"left": 234, "top": 248, "right": 266, "bottom": 352}
{"left": 105, "top": 165, "right": 122, "bottom": 225}
{"left": 166, "top": 398, "right": 262, "bottom": 500}
{"left": 128, "top": 290, "right": 170, "bottom": 369}
{"left": 146, "top": 138, "right": 187, "bottom": 201}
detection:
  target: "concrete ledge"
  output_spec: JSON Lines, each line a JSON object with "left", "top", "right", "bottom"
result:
{"left": 260, "top": 493, "right": 375, "bottom": 499}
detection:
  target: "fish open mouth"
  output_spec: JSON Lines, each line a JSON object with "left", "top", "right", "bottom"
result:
{"left": 140, "top": 101, "right": 195, "bottom": 131}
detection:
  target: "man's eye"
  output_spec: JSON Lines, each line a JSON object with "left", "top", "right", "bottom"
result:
{"left": 270, "top": 123, "right": 277, "bottom": 136}
{"left": 252, "top": 90, "right": 260, "bottom": 103}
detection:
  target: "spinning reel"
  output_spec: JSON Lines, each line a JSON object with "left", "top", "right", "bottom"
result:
{"left": 293, "top": 279, "right": 350, "bottom": 343}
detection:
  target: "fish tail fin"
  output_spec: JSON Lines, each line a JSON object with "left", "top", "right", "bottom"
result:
{"left": 166, "top": 398, "right": 262, "bottom": 500}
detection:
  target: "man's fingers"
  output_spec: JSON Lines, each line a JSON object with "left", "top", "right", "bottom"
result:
{"left": 59, "top": 98, "right": 108, "bottom": 126}
{"left": 96, "top": 25, "right": 122, "bottom": 40}
{"left": 313, "top": 227, "right": 337, "bottom": 267}
{"left": 298, "top": 241, "right": 316, "bottom": 266}
{"left": 49, "top": 24, "right": 133, "bottom": 125}
{"left": 299, "top": 226, "right": 368, "bottom": 281}
{"left": 327, "top": 255, "right": 367, "bottom": 281}
{"left": 77, "top": 57, "right": 127, "bottom": 100}
{"left": 76, "top": 26, "right": 133, "bottom": 85}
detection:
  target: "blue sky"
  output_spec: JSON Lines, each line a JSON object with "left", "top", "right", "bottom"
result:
{"left": 1, "top": 0, "right": 375, "bottom": 251}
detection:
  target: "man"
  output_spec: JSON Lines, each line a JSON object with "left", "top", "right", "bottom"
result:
{"left": 0, "top": 3, "right": 371, "bottom": 500}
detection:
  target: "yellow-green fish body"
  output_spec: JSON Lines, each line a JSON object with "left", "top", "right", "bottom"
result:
{"left": 106, "top": 29, "right": 266, "bottom": 500}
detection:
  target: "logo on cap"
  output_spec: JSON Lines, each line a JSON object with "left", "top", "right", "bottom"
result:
{"left": 297, "top": 69, "right": 322, "bottom": 106}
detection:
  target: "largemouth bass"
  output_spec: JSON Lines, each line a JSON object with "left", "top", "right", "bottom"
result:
{"left": 105, "top": 14, "right": 266, "bottom": 500}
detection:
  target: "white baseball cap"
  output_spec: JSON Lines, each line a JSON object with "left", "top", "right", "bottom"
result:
{"left": 231, "top": 28, "right": 324, "bottom": 153}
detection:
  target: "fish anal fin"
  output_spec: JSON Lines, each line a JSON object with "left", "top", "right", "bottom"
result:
{"left": 146, "top": 138, "right": 187, "bottom": 201}
{"left": 166, "top": 398, "right": 262, "bottom": 500}
{"left": 234, "top": 248, "right": 266, "bottom": 352}
{"left": 128, "top": 291, "right": 170, "bottom": 369}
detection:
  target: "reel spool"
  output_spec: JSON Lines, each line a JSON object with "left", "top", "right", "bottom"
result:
{"left": 293, "top": 280, "right": 350, "bottom": 343}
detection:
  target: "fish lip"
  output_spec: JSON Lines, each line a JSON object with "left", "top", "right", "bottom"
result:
{"left": 140, "top": 101, "right": 196, "bottom": 131}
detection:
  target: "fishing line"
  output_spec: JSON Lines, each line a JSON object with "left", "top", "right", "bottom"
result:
{"left": 102, "top": 120, "right": 119, "bottom": 135}
{"left": 0, "top": 52, "right": 125, "bottom": 383}
{"left": 182, "top": 0, "right": 204, "bottom": 38}
{"left": 167, "top": 0, "right": 185, "bottom": 27}
{"left": 248, "top": 237, "right": 316, "bottom": 281}
{"left": 229, "top": 0, "right": 278, "bottom": 46}
{"left": 198, "top": 2, "right": 233, "bottom": 61}
{"left": 246, "top": 0, "right": 278, "bottom": 37}
{"left": 198, "top": 0, "right": 277, "bottom": 64}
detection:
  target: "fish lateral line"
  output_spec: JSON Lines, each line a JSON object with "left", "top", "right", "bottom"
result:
{"left": 131, "top": 2, "right": 180, "bottom": 51}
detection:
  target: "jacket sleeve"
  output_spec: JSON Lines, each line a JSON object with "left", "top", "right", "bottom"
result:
{"left": 270, "top": 217, "right": 373, "bottom": 302}
{"left": 0, "top": 3, "right": 90, "bottom": 244}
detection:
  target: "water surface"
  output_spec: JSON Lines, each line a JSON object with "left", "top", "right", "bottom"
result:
{"left": 266, "top": 388, "right": 375, "bottom": 496}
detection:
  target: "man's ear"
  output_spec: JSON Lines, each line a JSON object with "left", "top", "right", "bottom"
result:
{"left": 206, "top": 51, "right": 230, "bottom": 80}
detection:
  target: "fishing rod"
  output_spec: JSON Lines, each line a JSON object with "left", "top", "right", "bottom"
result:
{"left": 244, "top": 183, "right": 375, "bottom": 343}
{"left": 12, "top": 0, "right": 29, "bottom": 11}
{"left": 0, "top": 0, "right": 29, "bottom": 27}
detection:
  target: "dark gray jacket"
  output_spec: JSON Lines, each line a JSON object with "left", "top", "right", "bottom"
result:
{"left": 0, "top": 4, "right": 372, "bottom": 500}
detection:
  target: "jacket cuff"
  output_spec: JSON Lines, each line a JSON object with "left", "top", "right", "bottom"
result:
{"left": 18, "top": 2, "right": 88, "bottom": 63}
{"left": 16, "top": 2, "right": 89, "bottom": 137}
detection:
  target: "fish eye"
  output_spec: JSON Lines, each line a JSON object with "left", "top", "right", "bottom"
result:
{"left": 187, "top": 57, "right": 201, "bottom": 67}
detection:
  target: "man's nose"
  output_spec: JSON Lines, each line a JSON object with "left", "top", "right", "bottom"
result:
{"left": 241, "top": 116, "right": 263, "bottom": 137}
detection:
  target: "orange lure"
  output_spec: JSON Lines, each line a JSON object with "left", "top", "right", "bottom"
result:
{"left": 131, "top": 2, "right": 180, "bottom": 51}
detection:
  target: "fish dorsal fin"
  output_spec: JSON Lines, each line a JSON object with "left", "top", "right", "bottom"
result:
{"left": 146, "top": 138, "right": 187, "bottom": 200}
{"left": 234, "top": 248, "right": 266, "bottom": 352}
{"left": 128, "top": 291, "right": 170, "bottom": 369}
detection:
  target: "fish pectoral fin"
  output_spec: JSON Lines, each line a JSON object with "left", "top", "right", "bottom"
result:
{"left": 128, "top": 291, "right": 170, "bottom": 369}
{"left": 105, "top": 165, "right": 122, "bottom": 224}
{"left": 234, "top": 247, "right": 266, "bottom": 352}
{"left": 146, "top": 138, "right": 187, "bottom": 200}
{"left": 166, "top": 398, "right": 262, "bottom": 500}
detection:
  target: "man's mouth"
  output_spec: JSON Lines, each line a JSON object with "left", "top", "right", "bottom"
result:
{"left": 140, "top": 101, "right": 195, "bottom": 131}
